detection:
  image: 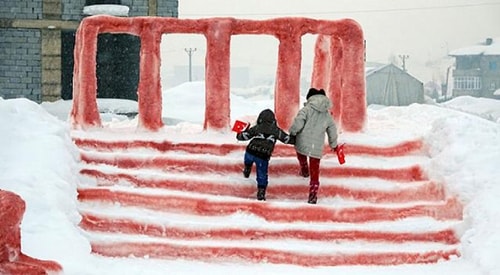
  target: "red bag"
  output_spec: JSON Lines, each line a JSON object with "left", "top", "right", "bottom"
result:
{"left": 232, "top": 120, "right": 249, "bottom": 133}
{"left": 336, "top": 143, "right": 345, "bottom": 165}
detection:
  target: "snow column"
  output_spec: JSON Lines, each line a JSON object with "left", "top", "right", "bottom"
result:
{"left": 137, "top": 19, "right": 163, "bottom": 131}
{"left": 204, "top": 19, "right": 233, "bottom": 131}
{"left": 70, "top": 19, "right": 101, "bottom": 129}
{"left": 71, "top": 16, "right": 366, "bottom": 132}
{"left": 311, "top": 19, "right": 366, "bottom": 132}
{"left": 328, "top": 36, "right": 344, "bottom": 123}
{"left": 339, "top": 19, "right": 365, "bottom": 132}
{"left": 311, "top": 35, "right": 344, "bottom": 122}
{"left": 311, "top": 35, "right": 331, "bottom": 90}
{"left": 274, "top": 19, "right": 301, "bottom": 130}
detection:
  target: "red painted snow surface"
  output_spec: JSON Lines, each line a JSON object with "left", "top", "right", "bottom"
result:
{"left": 90, "top": 242, "right": 459, "bottom": 267}
{"left": 80, "top": 169, "right": 445, "bottom": 203}
{"left": 0, "top": 190, "right": 62, "bottom": 275}
{"left": 71, "top": 16, "right": 365, "bottom": 132}
{"left": 77, "top": 188, "right": 462, "bottom": 223}
{"left": 80, "top": 152, "right": 427, "bottom": 182}
{"left": 73, "top": 133, "right": 464, "bottom": 267}
{"left": 69, "top": 15, "right": 463, "bottom": 265}
{"left": 73, "top": 137, "right": 424, "bottom": 157}
{"left": 80, "top": 212, "right": 459, "bottom": 244}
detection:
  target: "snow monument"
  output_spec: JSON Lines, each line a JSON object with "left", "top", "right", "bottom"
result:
{"left": 71, "top": 15, "right": 366, "bottom": 132}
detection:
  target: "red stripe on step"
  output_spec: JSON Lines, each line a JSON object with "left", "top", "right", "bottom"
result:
{"left": 80, "top": 153, "right": 427, "bottom": 181}
{"left": 80, "top": 213, "right": 459, "bottom": 244}
{"left": 81, "top": 169, "right": 444, "bottom": 203}
{"left": 77, "top": 189, "right": 463, "bottom": 222}
{"left": 73, "top": 138, "right": 423, "bottom": 157}
{"left": 90, "top": 242, "right": 459, "bottom": 266}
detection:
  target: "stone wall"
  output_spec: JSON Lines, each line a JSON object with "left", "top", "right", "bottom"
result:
{"left": 0, "top": 28, "right": 42, "bottom": 101}
{"left": 0, "top": 0, "right": 178, "bottom": 103}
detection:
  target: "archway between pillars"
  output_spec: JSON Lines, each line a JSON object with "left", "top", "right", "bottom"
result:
{"left": 70, "top": 15, "right": 366, "bottom": 133}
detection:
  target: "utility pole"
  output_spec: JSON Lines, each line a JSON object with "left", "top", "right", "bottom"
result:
{"left": 184, "top": 48, "right": 197, "bottom": 82}
{"left": 399, "top": 54, "right": 409, "bottom": 71}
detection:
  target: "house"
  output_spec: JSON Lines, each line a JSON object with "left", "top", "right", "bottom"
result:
{"left": 365, "top": 63, "right": 424, "bottom": 106}
{"left": 0, "top": 0, "right": 179, "bottom": 103}
{"left": 448, "top": 37, "right": 500, "bottom": 99}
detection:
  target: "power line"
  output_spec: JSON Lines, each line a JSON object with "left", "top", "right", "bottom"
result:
{"left": 181, "top": 1, "right": 500, "bottom": 17}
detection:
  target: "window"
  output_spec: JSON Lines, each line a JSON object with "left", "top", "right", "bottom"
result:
{"left": 454, "top": 76, "right": 482, "bottom": 90}
{"left": 489, "top": 61, "right": 497, "bottom": 71}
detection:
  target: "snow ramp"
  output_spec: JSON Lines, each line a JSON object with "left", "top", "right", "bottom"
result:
{"left": 73, "top": 131, "right": 463, "bottom": 267}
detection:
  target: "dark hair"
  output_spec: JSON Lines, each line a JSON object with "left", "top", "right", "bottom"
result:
{"left": 306, "top": 88, "right": 326, "bottom": 100}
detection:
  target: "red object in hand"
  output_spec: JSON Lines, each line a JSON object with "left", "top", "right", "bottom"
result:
{"left": 336, "top": 143, "right": 345, "bottom": 165}
{"left": 232, "top": 120, "right": 249, "bottom": 133}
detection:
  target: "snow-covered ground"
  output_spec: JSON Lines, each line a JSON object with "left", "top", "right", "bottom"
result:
{"left": 1, "top": 83, "right": 500, "bottom": 274}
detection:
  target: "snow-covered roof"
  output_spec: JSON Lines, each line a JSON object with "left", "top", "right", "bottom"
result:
{"left": 83, "top": 4, "right": 129, "bottom": 17}
{"left": 449, "top": 37, "right": 500, "bottom": 56}
{"left": 365, "top": 64, "right": 390, "bottom": 76}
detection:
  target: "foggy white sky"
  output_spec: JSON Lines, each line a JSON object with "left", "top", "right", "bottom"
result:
{"left": 160, "top": 0, "right": 500, "bottom": 85}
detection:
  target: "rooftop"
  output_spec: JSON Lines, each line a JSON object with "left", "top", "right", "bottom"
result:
{"left": 449, "top": 37, "right": 500, "bottom": 56}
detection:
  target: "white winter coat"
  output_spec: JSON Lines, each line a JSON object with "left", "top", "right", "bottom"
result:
{"left": 288, "top": 95, "right": 338, "bottom": 159}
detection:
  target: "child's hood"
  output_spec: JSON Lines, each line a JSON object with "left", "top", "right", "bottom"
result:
{"left": 257, "top": 109, "right": 276, "bottom": 124}
{"left": 308, "top": 95, "right": 332, "bottom": 112}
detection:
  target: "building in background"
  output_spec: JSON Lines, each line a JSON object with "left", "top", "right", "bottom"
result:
{"left": 0, "top": 0, "right": 178, "bottom": 103}
{"left": 365, "top": 63, "right": 424, "bottom": 106}
{"left": 448, "top": 38, "right": 500, "bottom": 99}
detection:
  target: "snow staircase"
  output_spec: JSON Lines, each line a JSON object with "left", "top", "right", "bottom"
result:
{"left": 73, "top": 132, "right": 463, "bottom": 267}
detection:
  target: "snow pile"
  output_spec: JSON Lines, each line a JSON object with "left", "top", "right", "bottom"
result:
{"left": 0, "top": 98, "right": 90, "bottom": 266}
{"left": 440, "top": 96, "right": 500, "bottom": 123}
{"left": 83, "top": 5, "right": 130, "bottom": 17}
{"left": 1, "top": 85, "right": 500, "bottom": 273}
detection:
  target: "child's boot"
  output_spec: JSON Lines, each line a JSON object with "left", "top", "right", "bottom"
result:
{"left": 257, "top": 187, "right": 266, "bottom": 201}
{"left": 308, "top": 183, "right": 319, "bottom": 204}
{"left": 243, "top": 164, "right": 252, "bottom": 178}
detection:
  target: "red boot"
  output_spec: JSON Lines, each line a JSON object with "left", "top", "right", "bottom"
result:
{"left": 308, "top": 183, "right": 319, "bottom": 204}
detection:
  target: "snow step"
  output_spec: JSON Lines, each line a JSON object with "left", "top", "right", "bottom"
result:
{"left": 73, "top": 137, "right": 424, "bottom": 157}
{"left": 87, "top": 238, "right": 459, "bottom": 267}
{"left": 77, "top": 188, "right": 463, "bottom": 223}
{"left": 72, "top": 132, "right": 464, "bottom": 267}
{"left": 80, "top": 168, "right": 446, "bottom": 203}
{"left": 79, "top": 212, "right": 460, "bottom": 244}
{"left": 79, "top": 152, "right": 427, "bottom": 181}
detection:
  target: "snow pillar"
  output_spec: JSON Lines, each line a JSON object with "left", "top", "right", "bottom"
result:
{"left": 328, "top": 36, "right": 344, "bottom": 122}
{"left": 337, "top": 19, "right": 365, "bottom": 132}
{"left": 137, "top": 21, "right": 163, "bottom": 131}
{"left": 71, "top": 16, "right": 366, "bottom": 133}
{"left": 311, "top": 35, "right": 343, "bottom": 122}
{"left": 311, "top": 35, "right": 330, "bottom": 90}
{"left": 204, "top": 19, "right": 233, "bottom": 131}
{"left": 275, "top": 31, "right": 301, "bottom": 130}
{"left": 71, "top": 20, "right": 101, "bottom": 129}
{"left": 311, "top": 19, "right": 365, "bottom": 132}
